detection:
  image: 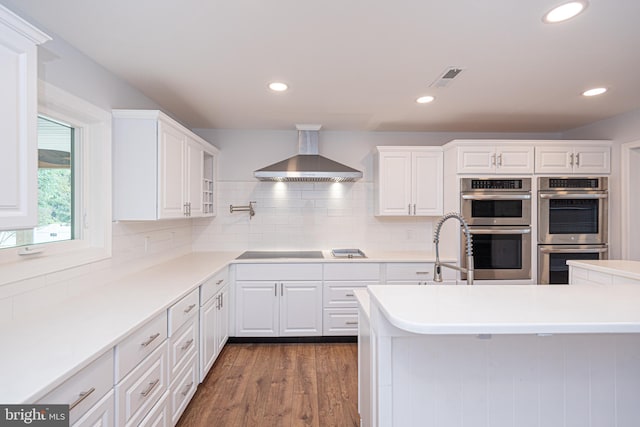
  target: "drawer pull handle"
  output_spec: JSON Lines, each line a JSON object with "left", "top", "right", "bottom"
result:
{"left": 140, "top": 379, "right": 160, "bottom": 398}
{"left": 415, "top": 271, "right": 430, "bottom": 275}
{"left": 140, "top": 333, "right": 161, "bottom": 347}
{"left": 183, "top": 304, "right": 196, "bottom": 314}
{"left": 345, "top": 293, "right": 354, "bottom": 297}
{"left": 346, "top": 321, "right": 358, "bottom": 326}
{"left": 216, "top": 279, "right": 224, "bottom": 285}
{"left": 181, "top": 381, "right": 195, "bottom": 397}
{"left": 69, "top": 387, "right": 95, "bottom": 411}
{"left": 181, "top": 339, "right": 195, "bottom": 351}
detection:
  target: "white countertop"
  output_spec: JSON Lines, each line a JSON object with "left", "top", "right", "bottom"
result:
{"left": 567, "top": 260, "right": 640, "bottom": 281}
{"left": 367, "top": 284, "right": 640, "bottom": 335}
{"left": 0, "top": 252, "right": 237, "bottom": 404}
{"left": 0, "top": 249, "right": 448, "bottom": 404}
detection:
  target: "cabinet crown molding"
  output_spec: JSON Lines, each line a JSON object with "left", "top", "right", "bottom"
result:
{"left": 0, "top": 5, "right": 51, "bottom": 44}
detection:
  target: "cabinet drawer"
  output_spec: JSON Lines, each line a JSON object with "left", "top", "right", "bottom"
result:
{"left": 138, "top": 390, "right": 170, "bottom": 427}
{"left": 116, "top": 312, "right": 167, "bottom": 381}
{"left": 71, "top": 389, "right": 114, "bottom": 427}
{"left": 323, "top": 263, "right": 380, "bottom": 280}
{"left": 236, "top": 263, "right": 322, "bottom": 280}
{"left": 170, "top": 354, "right": 198, "bottom": 425}
{"left": 38, "top": 349, "right": 114, "bottom": 425}
{"left": 385, "top": 263, "right": 456, "bottom": 281}
{"left": 323, "top": 309, "right": 359, "bottom": 336}
{"left": 168, "top": 289, "right": 199, "bottom": 336}
{"left": 323, "top": 282, "right": 374, "bottom": 308}
{"left": 200, "top": 268, "right": 228, "bottom": 305}
{"left": 169, "top": 316, "right": 198, "bottom": 382}
{"left": 571, "top": 267, "right": 589, "bottom": 281}
{"left": 587, "top": 270, "right": 613, "bottom": 285}
{"left": 116, "top": 341, "right": 168, "bottom": 427}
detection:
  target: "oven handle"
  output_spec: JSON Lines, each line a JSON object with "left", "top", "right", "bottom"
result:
{"left": 461, "top": 194, "right": 531, "bottom": 200}
{"left": 469, "top": 228, "right": 531, "bottom": 235}
{"left": 539, "top": 247, "right": 608, "bottom": 254}
{"left": 539, "top": 193, "right": 607, "bottom": 200}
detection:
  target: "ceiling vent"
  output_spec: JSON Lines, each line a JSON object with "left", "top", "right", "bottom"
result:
{"left": 429, "top": 67, "right": 464, "bottom": 88}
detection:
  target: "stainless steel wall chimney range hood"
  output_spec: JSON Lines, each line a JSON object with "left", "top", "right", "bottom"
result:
{"left": 254, "top": 125, "right": 363, "bottom": 182}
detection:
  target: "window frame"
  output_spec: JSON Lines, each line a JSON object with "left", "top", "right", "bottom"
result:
{"left": 0, "top": 81, "right": 112, "bottom": 285}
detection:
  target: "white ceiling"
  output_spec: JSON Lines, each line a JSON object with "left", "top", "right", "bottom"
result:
{"left": 6, "top": 0, "right": 640, "bottom": 132}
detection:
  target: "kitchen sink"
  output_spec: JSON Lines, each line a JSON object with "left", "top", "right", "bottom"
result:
{"left": 235, "top": 250, "right": 324, "bottom": 260}
{"left": 331, "top": 249, "right": 367, "bottom": 258}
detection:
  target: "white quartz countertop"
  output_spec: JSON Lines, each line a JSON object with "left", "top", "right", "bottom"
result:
{"left": 0, "top": 249, "right": 450, "bottom": 404}
{"left": 367, "top": 284, "right": 640, "bottom": 335}
{"left": 567, "top": 260, "right": 640, "bottom": 281}
{"left": 0, "top": 251, "right": 237, "bottom": 404}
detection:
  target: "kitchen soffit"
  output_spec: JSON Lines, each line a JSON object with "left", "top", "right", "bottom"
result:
{"left": 4, "top": 0, "right": 640, "bottom": 133}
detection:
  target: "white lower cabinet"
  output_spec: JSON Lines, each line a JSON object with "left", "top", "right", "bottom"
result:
{"left": 235, "top": 264, "right": 323, "bottom": 337}
{"left": 170, "top": 354, "right": 198, "bottom": 425}
{"left": 37, "top": 350, "right": 114, "bottom": 425}
{"left": 138, "top": 390, "right": 171, "bottom": 427}
{"left": 323, "top": 263, "right": 380, "bottom": 336}
{"left": 71, "top": 389, "right": 115, "bottom": 427}
{"left": 115, "top": 341, "right": 169, "bottom": 427}
{"left": 569, "top": 265, "right": 640, "bottom": 285}
{"left": 199, "top": 283, "right": 229, "bottom": 381}
{"left": 385, "top": 262, "right": 456, "bottom": 285}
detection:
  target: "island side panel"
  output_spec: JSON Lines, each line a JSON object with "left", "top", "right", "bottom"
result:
{"left": 370, "top": 308, "right": 640, "bottom": 426}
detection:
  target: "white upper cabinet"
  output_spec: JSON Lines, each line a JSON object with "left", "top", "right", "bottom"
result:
{"left": 535, "top": 142, "right": 611, "bottom": 174}
{"left": 113, "top": 110, "right": 218, "bottom": 220}
{"left": 456, "top": 143, "right": 534, "bottom": 174}
{"left": 375, "top": 147, "right": 443, "bottom": 216}
{"left": 0, "top": 6, "right": 50, "bottom": 230}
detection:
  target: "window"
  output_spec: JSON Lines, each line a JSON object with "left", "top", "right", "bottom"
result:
{"left": 0, "top": 81, "right": 112, "bottom": 285}
{"left": 0, "top": 117, "right": 76, "bottom": 249}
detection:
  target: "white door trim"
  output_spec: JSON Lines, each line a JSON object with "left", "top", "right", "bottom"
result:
{"left": 621, "top": 140, "right": 640, "bottom": 259}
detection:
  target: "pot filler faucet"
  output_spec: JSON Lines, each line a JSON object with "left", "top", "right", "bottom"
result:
{"left": 433, "top": 212, "right": 475, "bottom": 285}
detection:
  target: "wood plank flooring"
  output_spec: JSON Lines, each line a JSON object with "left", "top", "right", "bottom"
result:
{"left": 176, "top": 343, "right": 360, "bottom": 427}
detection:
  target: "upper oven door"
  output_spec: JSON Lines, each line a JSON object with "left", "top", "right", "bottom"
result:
{"left": 538, "top": 192, "right": 608, "bottom": 244}
{"left": 461, "top": 192, "right": 532, "bottom": 226}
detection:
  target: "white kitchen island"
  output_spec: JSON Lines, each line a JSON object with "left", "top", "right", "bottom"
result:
{"left": 356, "top": 284, "right": 640, "bottom": 427}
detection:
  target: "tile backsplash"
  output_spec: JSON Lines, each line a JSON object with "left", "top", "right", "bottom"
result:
{"left": 192, "top": 181, "right": 436, "bottom": 252}
{"left": 0, "top": 219, "right": 192, "bottom": 322}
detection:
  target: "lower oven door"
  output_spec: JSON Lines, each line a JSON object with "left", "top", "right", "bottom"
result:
{"left": 538, "top": 244, "right": 608, "bottom": 285}
{"left": 461, "top": 226, "right": 532, "bottom": 281}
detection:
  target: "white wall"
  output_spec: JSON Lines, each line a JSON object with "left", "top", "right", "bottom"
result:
{"left": 0, "top": 3, "right": 198, "bottom": 322}
{"left": 562, "top": 107, "right": 640, "bottom": 259}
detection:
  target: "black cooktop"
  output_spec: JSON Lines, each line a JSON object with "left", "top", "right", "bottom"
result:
{"left": 235, "top": 251, "right": 324, "bottom": 260}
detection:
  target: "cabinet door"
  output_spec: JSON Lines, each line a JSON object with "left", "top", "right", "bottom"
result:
{"left": 377, "top": 151, "right": 412, "bottom": 215}
{"left": 0, "top": 12, "right": 48, "bottom": 230}
{"left": 215, "top": 285, "right": 229, "bottom": 355}
{"left": 456, "top": 146, "right": 496, "bottom": 174}
{"left": 199, "top": 297, "right": 217, "bottom": 382}
{"left": 71, "top": 389, "right": 114, "bottom": 427}
{"left": 535, "top": 145, "right": 573, "bottom": 174}
{"left": 157, "top": 121, "right": 186, "bottom": 219}
{"left": 496, "top": 145, "right": 533, "bottom": 174}
{"left": 412, "top": 151, "right": 443, "bottom": 216}
{"left": 235, "top": 281, "right": 278, "bottom": 337}
{"left": 186, "top": 138, "right": 204, "bottom": 217}
{"left": 574, "top": 146, "right": 610, "bottom": 174}
{"left": 280, "top": 281, "right": 322, "bottom": 336}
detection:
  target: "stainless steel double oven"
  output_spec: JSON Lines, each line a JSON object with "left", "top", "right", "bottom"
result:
{"left": 537, "top": 177, "right": 608, "bottom": 284}
{"left": 460, "top": 178, "right": 532, "bottom": 281}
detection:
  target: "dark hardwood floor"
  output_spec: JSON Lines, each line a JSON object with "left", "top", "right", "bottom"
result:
{"left": 176, "top": 343, "right": 360, "bottom": 427}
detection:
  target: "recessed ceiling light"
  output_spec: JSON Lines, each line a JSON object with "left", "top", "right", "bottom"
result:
{"left": 543, "top": 1, "right": 588, "bottom": 23}
{"left": 582, "top": 87, "right": 607, "bottom": 97}
{"left": 416, "top": 96, "right": 435, "bottom": 104}
{"left": 268, "top": 82, "right": 288, "bottom": 92}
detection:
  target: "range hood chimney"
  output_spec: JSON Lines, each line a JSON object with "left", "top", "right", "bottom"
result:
{"left": 254, "top": 125, "right": 363, "bottom": 182}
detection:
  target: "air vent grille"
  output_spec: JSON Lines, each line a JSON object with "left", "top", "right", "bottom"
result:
{"left": 430, "top": 67, "right": 465, "bottom": 88}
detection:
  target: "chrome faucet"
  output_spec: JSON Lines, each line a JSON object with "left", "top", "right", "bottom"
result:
{"left": 433, "top": 212, "right": 475, "bottom": 285}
